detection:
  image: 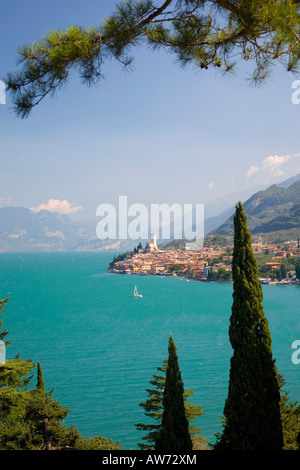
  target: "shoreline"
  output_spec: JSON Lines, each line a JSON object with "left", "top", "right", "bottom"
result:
{"left": 108, "top": 268, "right": 300, "bottom": 286}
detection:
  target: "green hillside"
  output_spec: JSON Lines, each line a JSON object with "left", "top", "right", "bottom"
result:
{"left": 212, "top": 181, "right": 300, "bottom": 240}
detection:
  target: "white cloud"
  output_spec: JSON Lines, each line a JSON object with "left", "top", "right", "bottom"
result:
{"left": 246, "top": 165, "right": 259, "bottom": 179}
{"left": 208, "top": 182, "right": 214, "bottom": 190}
{"left": 261, "top": 154, "right": 291, "bottom": 176}
{"left": 30, "top": 198, "right": 83, "bottom": 215}
{"left": 246, "top": 152, "right": 300, "bottom": 179}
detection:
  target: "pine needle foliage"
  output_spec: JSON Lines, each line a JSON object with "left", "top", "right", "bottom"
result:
{"left": 155, "top": 334, "right": 193, "bottom": 451}
{"left": 136, "top": 358, "right": 206, "bottom": 450}
{"left": 4, "top": 0, "right": 300, "bottom": 117}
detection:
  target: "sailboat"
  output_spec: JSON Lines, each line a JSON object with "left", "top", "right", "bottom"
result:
{"left": 134, "top": 285, "right": 142, "bottom": 298}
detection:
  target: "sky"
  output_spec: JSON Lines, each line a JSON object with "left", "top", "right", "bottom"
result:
{"left": 1, "top": 0, "right": 300, "bottom": 225}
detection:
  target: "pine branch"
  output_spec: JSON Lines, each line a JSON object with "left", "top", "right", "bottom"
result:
{"left": 137, "top": 0, "right": 174, "bottom": 28}
{"left": 4, "top": 0, "right": 300, "bottom": 116}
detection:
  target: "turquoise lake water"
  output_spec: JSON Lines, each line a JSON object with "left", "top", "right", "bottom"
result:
{"left": 0, "top": 252, "right": 299, "bottom": 449}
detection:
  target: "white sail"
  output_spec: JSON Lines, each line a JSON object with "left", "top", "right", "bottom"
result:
{"left": 134, "top": 285, "right": 142, "bottom": 297}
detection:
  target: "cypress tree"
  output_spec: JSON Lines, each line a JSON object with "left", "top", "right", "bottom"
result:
{"left": 136, "top": 358, "right": 206, "bottom": 450}
{"left": 35, "top": 361, "right": 51, "bottom": 449}
{"left": 155, "top": 334, "right": 192, "bottom": 451}
{"left": 216, "top": 202, "right": 283, "bottom": 450}
{"left": 36, "top": 361, "right": 45, "bottom": 393}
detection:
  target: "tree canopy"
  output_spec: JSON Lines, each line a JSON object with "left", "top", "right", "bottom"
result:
{"left": 136, "top": 357, "right": 207, "bottom": 450}
{"left": 0, "top": 298, "right": 121, "bottom": 450}
{"left": 215, "top": 202, "right": 284, "bottom": 450}
{"left": 4, "top": 0, "right": 300, "bottom": 117}
{"left": 155, "top": 334, "right": 193, "bottom": 451}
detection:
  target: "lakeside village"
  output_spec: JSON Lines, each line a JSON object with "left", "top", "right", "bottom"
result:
{"left": 108, "top": 233, "right": 300, "bottom": 285}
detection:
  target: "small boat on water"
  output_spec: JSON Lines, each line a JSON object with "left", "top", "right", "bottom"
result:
{"left": 134, "top": 285, "right": 143, "bottom": 298}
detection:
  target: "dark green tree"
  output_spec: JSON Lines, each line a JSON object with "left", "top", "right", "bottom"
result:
{"left": 296, "top": 261, "right": 300, "bottom": 280}
{"left": 24, "top": 361, "right": 76, "bottom": 450}
{"left": 0, "top": 298, "right": 39, "bottom": 450}
{"left": 136, "top": 361, "right": 166, "bottom": 450}
{"left": 215, "top": 202, "right": 284, "bottom": 450}
{"left": 280, "top": 264, "right": 287, "bottom": 279}
{"left": 279, "top": 374, "right": 300, "bottom": 450}
{"left": 155, "top": 334, "right": 192, "bottom": 451}
{"left": 5, "top": 0, "right": 300, "bottom": 118}
{"left": 275, "top": 267, "right": 282, "bottom": 281}
{"left": 0, "top": 298, "right": 120, "bottom": 450}
{"left": 136, "top": 358, "right": 207, "bottom": 450}
{"left": 0, "top": 301, "right": 72, "bottom": 450}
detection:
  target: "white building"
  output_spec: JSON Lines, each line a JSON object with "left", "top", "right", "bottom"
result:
{"left": 148, "top": 233, "right": 158, "bottom": 252}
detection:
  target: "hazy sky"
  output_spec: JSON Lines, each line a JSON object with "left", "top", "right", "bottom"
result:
{"left": 1, "top": 0, "right": 300, "bottom": 222}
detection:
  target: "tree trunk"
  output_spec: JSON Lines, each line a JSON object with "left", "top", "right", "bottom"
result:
{"left": 43, "top": 417, "right": 51, "bottom": 450}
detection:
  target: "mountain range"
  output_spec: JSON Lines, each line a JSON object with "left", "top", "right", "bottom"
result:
{"left": 0, "top": 173, "right": 300, "bottom": 252}
{"left": 211, "top": 177, "right": 300, "bottom": 241}
{"left": 0, "top": 207, "right": 120, "bottom": 252}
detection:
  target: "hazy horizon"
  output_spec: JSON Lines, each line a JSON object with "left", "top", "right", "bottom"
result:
{"left": 1, "top": 1, "right": 300, "bottom": 224}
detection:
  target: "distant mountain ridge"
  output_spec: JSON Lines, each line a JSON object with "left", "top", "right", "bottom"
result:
{"left": 1, "top": 173, "right": 300, "bottom": 252}
{"left": 205, "top": 172, "right": 300, "bottom": 234}
{"left": 0, "top": 207, "right": 119, "bottom": 252}
{"left": 278, "top": 173, "right": 300, "bottom": 188}
{"left": 211, "top": 179, "right": 300, "bottom": 238}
